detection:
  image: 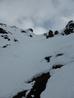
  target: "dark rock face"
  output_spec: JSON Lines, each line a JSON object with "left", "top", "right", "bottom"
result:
{"left": 26, "top": 72, "right": 51, "bottom": 98}
{"left": 21, "top": 30, "right": 26, "bottom": 33}
{"left": 56, "top": 53, "right": 64, "bottom": 57}
{"left": 64, "top": 28, "right": 72, "bottom": 35}
{"left": 0, "top": 28, "right": 8, "bottom": 34}
{"left": 46, "top": 30, "right": 54, "bottom": 38}
{"left": 54, "top": 31, "right": 59, "bottom": 35}
{"left": 64, "top": 20, "right": 74, "bottom": 35}
{"left": 44, "top": 56, "right": 52, "bottom": 62}
{"left": 44, "top": 30, "right": 59, "bottom": 39}
{"left": 52, "top": 64, "right": 64, "bottom": 69}
{"left": 44, "top": 20, "right": 74, "bottom": 38}
{"left": 1, "top": 35, "right": 10, "bottom": 41}
{"left": 66, "top": 20, "right": 74, "bottom": 29}
{"left": 29, "top": 34, "right": 33, "bottom": 37}
{"left": 12, "top": 62, "right": 64, "bottom": 98}
{"left": 14, "top": 38, "right": 18, "bottom": 42}
{"left": 12, "top": 90, "right": 27, "bottom": 98}
{"left": 12, "top": 72, "right": 51, "bottom": 98}
{"left": 28, "top": 28, "right": 33, "bottom": 32}
{"left": 2, "top": 44, "right": 10, "bottom": 48}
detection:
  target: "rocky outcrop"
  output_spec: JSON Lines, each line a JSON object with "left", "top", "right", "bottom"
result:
{"left": 0, "top": 28, "right": 8, "bottom": 34}
{"left": 64, "top": 20, "right": 74, "bottom": 35}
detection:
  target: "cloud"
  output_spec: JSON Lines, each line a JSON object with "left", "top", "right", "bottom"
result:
{"left": 0, "top": 0, "right": 74, "bottom": 34}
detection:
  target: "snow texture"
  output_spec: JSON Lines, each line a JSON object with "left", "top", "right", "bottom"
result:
{"left": 0, "top": 21, "right": 74, "bottom": 98}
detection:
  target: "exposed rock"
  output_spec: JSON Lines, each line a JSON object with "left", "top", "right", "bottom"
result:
{"left": 64, "top": 20, "right": 74, "bottom": 35}
{"left": 12, "top": 72, "right": 50, "bottom": 98}
{"left": 0, "top": 28, "right": 8, "bottom": 34}
{"left": 54, "top": 30, "right": 59, "bottom": 35}
{"left": 21, "top": 30, "right": 26, "bottom": 33}
{"left": 64, "top": 28, "right": 72, "bottom": 35}
{"left": 26, "top": 72, "right": 51, "bottom": 98}
{"left": 2, "top": 44, "right": 10, "bottom": 48}
{"left": 44, "top": 56, "right": 52, "bottom": 62}
{"left": 52, "top": 64, "right": 64, "bottom": 69}
{"left": 1, "top": 35, "right": 10, "bottom": 41}
{"left": 56, "top": 53, "right": 64, "bottom": 57}
{"left": 12, "top": 62, "right": 64, "bottom": 98}
{"left": 66, "top": 20, "right": 74, "bottom": 29}
{"left": 14, "top": 38, "right": 18, "bottom": 42}
{"left": 46, "top": 30, "right": 54, "bottom": 38}
{"left": 28, "top": 28, "right": 33, "bottom": 32}
{"left": 29, "top": 34, "right": 33, "bottom": 37}
{"left": 12, "top": 90, "right": 27, "bottom": 98}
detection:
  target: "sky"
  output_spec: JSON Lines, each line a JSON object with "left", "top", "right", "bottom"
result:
{"left": 0, "top": 0, "right": 74, "bottom": 34}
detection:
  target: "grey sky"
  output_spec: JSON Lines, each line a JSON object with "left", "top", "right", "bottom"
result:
{"left": 0, "top": 0, "right": 74, "bottom": 34}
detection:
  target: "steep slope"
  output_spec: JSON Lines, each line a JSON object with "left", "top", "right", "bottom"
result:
{"left": 0, "top": 21, "right": 74, "bottom": 98}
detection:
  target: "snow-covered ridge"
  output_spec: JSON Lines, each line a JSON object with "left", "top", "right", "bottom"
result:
{"left": 0, "top": 20, "right": 74, "bottom": 98}
{"left": 0, "top": 23, "right": 36, "bottom": 48}
{"left": 0, "top": 20, "right": 74, "bottom": 48}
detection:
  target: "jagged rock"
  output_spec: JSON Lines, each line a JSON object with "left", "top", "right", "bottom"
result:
{"left": 29, "top": 34, "right": 33, "bottom": 37}
{"left": 66, "top": 20, "right": 74, "bottom": 29}
{"left": 64, "top": 20, "right": 74, "bottom": 35}
{"left": 26, "top": 72, "right": 50, "bottom": 98}
{"left": 28, "top": 28, "right": 33, "bottom": 32}
{"left": 12, "top": 72, "right": 50, "bottom": 98}
{"left": 64, "top": 27, "right": 74, "bottom": 35}
{"left": 54, "top": 30, "right": 59, "bottom": 35}
{"left": 0, "top": 28, "right": 8, "bottom": 34}
{"left": 46, "top": 30, "right": 54, "bottom": 38}
{"left": 56, "top": 53, "right": 64, "bottom": 57}
{"left": 12, "top": 90, "right": 27, "bottom": 98}
{"left": 21, "top": 30, "right": 26, "bottom": 33}
{"left": 1, "top": 35, "right": 10, "bottom": 41}
{"left": 14, "top": 38, "right": 18, "bottom": 42}
{"left": 2, "top": 44, "right": 10, "bottom": 48}
{"left": 52, "top": 64, "right": 64, "bottom": 69}
{"left": 44, "top": 56, "right": 52, "bottom": 62}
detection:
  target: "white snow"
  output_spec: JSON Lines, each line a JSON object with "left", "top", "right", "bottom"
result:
{"left": 0, "top": 24, "right": 74, "bottom": 98}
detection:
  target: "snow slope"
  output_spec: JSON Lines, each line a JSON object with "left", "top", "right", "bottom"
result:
{"left": 0, "top": 21, "right": 74, "bottom": 98}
